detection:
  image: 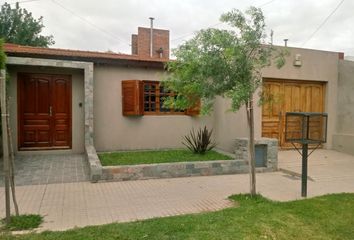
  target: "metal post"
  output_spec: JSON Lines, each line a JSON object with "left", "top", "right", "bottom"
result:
{"left": 0, "top": 69, "right": 11, "bottom": 223}
{"left": 301, "top": 143, "right": 308, "bottom": 197}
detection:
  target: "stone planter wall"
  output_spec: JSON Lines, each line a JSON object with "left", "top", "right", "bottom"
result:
{"left": 234, "top": 137, "right": 278, "bottom": 171}
{"left": 101, "top": 159, "right": 249, "bottom": 181}
{"left": 85, "top": 144, "right": 102, "bottom": 182}
{"left": 97, "top": 138, "right": 278, "bottom": 182}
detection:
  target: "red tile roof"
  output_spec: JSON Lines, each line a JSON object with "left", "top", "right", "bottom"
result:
{"left": 3, "top": 43, "right": 169, "bottom": 64}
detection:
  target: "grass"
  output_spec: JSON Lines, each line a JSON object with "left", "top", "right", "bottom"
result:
{"left": 1, "top": 214, "right": 43, "bottom": 231}
{"left": 1, "top": 193, "right": 354, "bottom": 239}
{"left": 98, "top": 149, "right": 233, "bottom": 166}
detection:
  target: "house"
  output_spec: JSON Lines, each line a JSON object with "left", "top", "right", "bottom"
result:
{"left": 3, "top": 25, "right": 353, "bottom": 180}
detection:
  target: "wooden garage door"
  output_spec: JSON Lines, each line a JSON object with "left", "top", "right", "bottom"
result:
{"left": 262, "top": 79, "right": 325, "bottom": 148}
{"left": 18, "top": 73, "right": 72, "bottom": 150}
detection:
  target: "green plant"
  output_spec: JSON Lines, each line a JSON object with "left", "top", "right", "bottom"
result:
{"left": 183, "top": 126, "right": 216, "bottom": 154}
{"left": 0, "top": 38, "right": 6, "bottom": 70}
{"left": 98, "top": 149, "right": 231, "bottom": 166}
{"left": 0, "top": 2, "right": 55, "bottom": 47}
{"left": 1, "top": 214, "right": 43, "bottom": 231}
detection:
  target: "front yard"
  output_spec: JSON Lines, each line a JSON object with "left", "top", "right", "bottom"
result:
{"left": 1, "top": 193, "right": 354, "bottom": 239}
{"left": 98, "top": 149, "right": 233, "bottom": 166}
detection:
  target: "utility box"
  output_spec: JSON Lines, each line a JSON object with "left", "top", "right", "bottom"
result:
{"left": 285, "top": 112, "right": 328, "bottom": 144}
{"left": 255, "top": 144, "right": 267, "bottom": 167}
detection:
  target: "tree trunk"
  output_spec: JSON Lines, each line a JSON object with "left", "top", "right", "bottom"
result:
{"left": 0, "top": 69, "right": 11, "bottom": 223}
{"left": 7, "top": 96, "right": 19, "bottom": 215}
{"left": 246, "top": 97, "right": 256, "bottom": 196}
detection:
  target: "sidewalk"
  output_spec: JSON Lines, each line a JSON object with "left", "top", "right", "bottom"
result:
{"left": 0, "top": 150, "right": 353, "bottom": 231}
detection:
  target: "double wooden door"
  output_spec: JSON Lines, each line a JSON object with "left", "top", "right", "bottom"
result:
{"left": 261, "top": 79, "right": 325, "bottom": 148}
{"left": 18, "top": 73, "right": 72, "bottom": 150}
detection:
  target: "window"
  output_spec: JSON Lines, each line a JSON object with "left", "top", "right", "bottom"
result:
{"left": 122, "top": 80, "right": 199, "bottom": 116}
{"left": 143, "top": 81, "right": 157, "bottom": 112}
{"left": 143, "top": 81, "right": 184, "bottom": 115}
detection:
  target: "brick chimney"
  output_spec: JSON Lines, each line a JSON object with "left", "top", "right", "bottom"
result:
{"left": 131, "top": 34, "right": 138, "bottom": 55}
{"left": 131, "top": 27, "right": 170, "bottom": 59}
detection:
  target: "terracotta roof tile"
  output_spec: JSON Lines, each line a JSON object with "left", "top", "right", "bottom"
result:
{"left": 4, "top": 43, "right": 169, "bottom": 63}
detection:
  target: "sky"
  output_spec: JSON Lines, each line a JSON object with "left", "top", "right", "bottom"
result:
{"left": 2, "top": 0, "right": 354, "bottom": 57}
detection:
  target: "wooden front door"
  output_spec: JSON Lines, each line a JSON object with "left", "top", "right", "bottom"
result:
{"left": 18, "top": 73, "right": 72, "bottom": 150}
{"left": 262, "top": 79, "right": 325, "bottom": 148}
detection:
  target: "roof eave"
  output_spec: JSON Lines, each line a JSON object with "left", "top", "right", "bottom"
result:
{"left": 5, "top": 52, "right": 167, "bottom": 69}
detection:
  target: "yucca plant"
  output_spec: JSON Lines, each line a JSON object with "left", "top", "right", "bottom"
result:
{"left": 183, "top": 126, "right": 216, "bottom": 154}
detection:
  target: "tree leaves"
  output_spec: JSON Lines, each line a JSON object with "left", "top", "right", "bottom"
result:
{"left": 0, "top": 3, "right": 54, "bottom": 47}
{"left": 0, "top": 39, "right": 6, "bottom": 70}
{"left": 164, "top": 7, "right": 286, "bottom": 114}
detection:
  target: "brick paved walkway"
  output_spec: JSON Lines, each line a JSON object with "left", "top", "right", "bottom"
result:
{"left": 0, "top": 149, "right": 353, "bottom": 231}
{"left": 279, "top": 149, "right": 354, "bottom": 183}
{"left": 0, "top": 154, "right": 89, "bottom": 186}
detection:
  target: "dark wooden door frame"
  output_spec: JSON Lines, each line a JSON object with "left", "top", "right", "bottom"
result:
{"left": 17, "top": 73, "right": 72, "bottom": 150}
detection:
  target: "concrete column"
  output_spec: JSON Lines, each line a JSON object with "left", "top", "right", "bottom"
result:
{"left": 84, "top": 63, "right": 94, "bottom": 146}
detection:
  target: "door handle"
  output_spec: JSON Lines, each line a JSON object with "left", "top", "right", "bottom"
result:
{"left": 49, "top": 106, "right": 52, "bottom": 116}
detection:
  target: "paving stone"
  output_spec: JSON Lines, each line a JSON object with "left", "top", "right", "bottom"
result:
{"left": 186, "top": 164, "right": 194, "bottom": 169}
{"left": 212, "top": 162, "right": 221, "bottom": 168}
{"left": 0, "top": 154, "right": 89, "bottom": 186}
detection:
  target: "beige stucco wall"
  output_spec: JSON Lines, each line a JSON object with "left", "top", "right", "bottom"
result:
{"left": 213, "top": 99, "right": 249, "bottom": 153}
{"left": 333, "top": 60, "right": 354, "bottom": 155}
{"left": 7, "top": 65, "right": 85, "bottom": 154}
{"left": 93, "top": 65, "right": 213, "bottom": 152}
{"left": 214, "top": 47, "right": 340, "bottom": 153}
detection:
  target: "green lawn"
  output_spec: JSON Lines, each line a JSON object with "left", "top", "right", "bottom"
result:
{"left": 98, "top": 149, "right": 233, "bottom": 166}
{"left": 1, "top": 215, "right": 43, "bottom": 231}
{"left": 1, "top": 193, "right": 354, "bottom": 240}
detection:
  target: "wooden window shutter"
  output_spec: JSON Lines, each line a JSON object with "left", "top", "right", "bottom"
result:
{"left": 185, "top": 99, "right": 201, "bottom": 116}
{"left": 122, "top": 80, "right": 144, "bottom": 116}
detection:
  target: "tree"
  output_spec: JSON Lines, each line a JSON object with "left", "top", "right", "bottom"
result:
{"left": 1, "top": 39, "right": 20, "bottom": 223}
{"left": 0, "top": 38, "right": 11, "bottom": 224}
{"left": 0, "top": 39, "right": 5, "bottom": 69}
{"left": 0, "top": 2, "right": 54, "bottom": 47}
{"left": 164, "top": 7, "right": 286, "bottom": 196}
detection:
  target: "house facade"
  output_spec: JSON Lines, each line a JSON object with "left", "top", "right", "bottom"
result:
{"left": 3, "top": 26, "right": 350, "bottom": 165}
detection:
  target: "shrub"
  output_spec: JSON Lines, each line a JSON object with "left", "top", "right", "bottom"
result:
{"left": 183, "top": 126, "right": 216, "bottom": 154}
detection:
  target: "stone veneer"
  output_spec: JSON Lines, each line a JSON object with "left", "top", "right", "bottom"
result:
{"left": 234, "top": 138, "right": 278, "bottom": 171}
{"left": 101, "top": 159, "right": 249, "bottom": 181}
